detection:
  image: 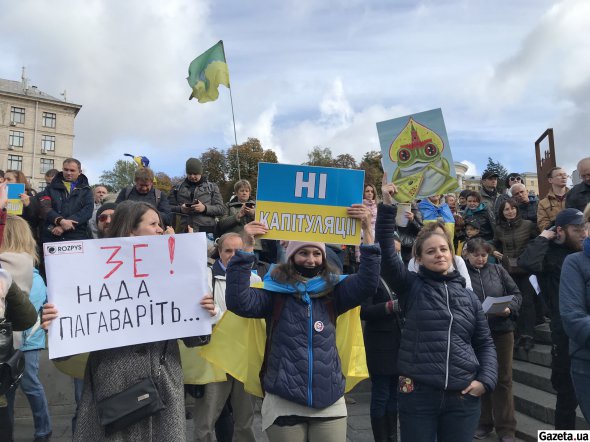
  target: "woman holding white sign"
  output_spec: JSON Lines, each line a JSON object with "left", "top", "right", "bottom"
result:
{"left": 225, "top": 205, "right": 379, "bottom": 442}
{"left": 41, "top": 200, "right": 216, "bottom": 441}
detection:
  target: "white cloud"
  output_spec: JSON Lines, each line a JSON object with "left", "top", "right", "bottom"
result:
{"left": 460, "top": 160, "right": 478, "bottom": 176}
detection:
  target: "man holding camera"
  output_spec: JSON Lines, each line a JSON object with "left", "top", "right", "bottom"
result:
{"left": 169, "top": 158, "right": 225, "bottom": 234}
{"left": 518, "top": 208, "right": 588, "bottom": 430}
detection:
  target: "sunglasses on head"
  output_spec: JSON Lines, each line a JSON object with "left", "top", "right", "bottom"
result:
{"left": 509, "top": 176, "right": 522, "bottom": 182}
{"left": 98, "top": 214, "right": 112, "bottom": 222}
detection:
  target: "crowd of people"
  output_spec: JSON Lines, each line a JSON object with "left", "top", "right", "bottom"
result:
{"left": 0, "top": 155, "right": 590, "bottom": 442}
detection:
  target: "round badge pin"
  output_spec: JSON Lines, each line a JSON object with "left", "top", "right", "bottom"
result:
{"left": 314, "top": 321, "right": 324, "bottom": 332}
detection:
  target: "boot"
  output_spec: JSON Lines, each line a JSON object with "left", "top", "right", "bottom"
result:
{"left": 371, "top": 416, "right": 388, "bottom": 442}
{"left": 0, "top": 406, "right": 13, "bottom": 442}
{"left": 386, "top": 413, "right": 398, "bottom": 442}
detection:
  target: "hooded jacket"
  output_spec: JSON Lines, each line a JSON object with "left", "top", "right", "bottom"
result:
{"left": 376, "top": 203, "right": 497, "bottom": 392}
{"left": 225, "top": 245, "right": 380, "bottom": 409}
{"left": 462, "top": 202, "right": 494, "bottom": 240}
{"left": 168, "top": 177, "right": 225, "bottom": 232}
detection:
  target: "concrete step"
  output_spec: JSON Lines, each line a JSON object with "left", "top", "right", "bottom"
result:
{"left": 512, "top": 381, "right": 589, "bottom": 429}
{"left": 514, "top": 343, "right": 552, "bottom": 368}
{"left": 514, "top": 410, "right": 552, "bottom": 442}
{"left": 534, "top": 323, "right": 552, "bottom": 345}
{"left": 512, "top": 359, "right": 554, "bottom": 394}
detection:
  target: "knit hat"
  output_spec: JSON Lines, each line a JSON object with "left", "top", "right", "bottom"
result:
{"left": 285, "top": 241, "right": 326, "bottom": 262}
{"left": 96, "top": 202, "right": 117, "bottom": 224}
{"left": 186, "top": 158, "right": 203, "bottom": 175}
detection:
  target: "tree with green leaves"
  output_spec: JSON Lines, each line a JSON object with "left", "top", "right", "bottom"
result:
{"left": 226, "top": 138, "right": 278, "bottom": 199}
{"left": 99, "top": 159, "right": 138, "bottom": 192}
{"left": 154, "top": 172, "right": 172, "bottom": 193}
{"left": 305, "top": 146, "right": 334, "bottom": 167}
{"left": 483, "top": 157, "right": 509, "bottom": 192}
{"left": 333, "top": 154, "right": 357, "bottom": 169}
{"left": 359, "top": 150, "right": 383, "bottom": 194}
{"left": 200, "top": 147, "right": 227, "bottom": 188}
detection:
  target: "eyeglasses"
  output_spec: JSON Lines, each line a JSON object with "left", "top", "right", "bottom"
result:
{"left": 509, "top": 176, "right": 522, "bottom": 182}
{"left": 98, "top": 214, "right": 112, "bottom": 222}
{"left": 551, "top": 173, "right": 570, "bottom": 179}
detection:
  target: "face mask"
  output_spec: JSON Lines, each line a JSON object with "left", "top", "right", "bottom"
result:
{"left": 294, "top": 263, "right": 322, "bottom": 278}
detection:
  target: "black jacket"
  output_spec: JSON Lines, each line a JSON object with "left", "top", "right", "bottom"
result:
{"left": 360, "top": 278, "right": 402, "bottom": 376}
{"left": 41, "top": 172, "right": 93, "bottom": 242}
{"left": 115, "top": 186, "right": 172, "bottom": 226}
{"left": 466, "top": 261, "right": 522, "bottom": 333}
{"left": 565, "top": 182, "right": 590, "bottom": 212}
{"left": 376, "top": 203, "right": 497, "bottom": 392}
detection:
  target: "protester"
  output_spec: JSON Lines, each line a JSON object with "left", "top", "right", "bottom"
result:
{"left": 360, "top": 237, "right": 402, "bottom": 442}
{"left": 565, "top": 157, "right": 590, "bottom": 212}
{"left": 377, "top": 176, "right": 497, "bottom": 442}
{"left": 224, "top": 204, "right": 379, "bottom": 442}
{"left": 458, "top": 189, "right": 470, "bottom": 212}
{"left": 518, "top": 208, "right": 587, "bottom": 429}
{"left": 115, "top": 167, "right": 172, "bottom": 226}
{"left": 537, "top": 167, "right": 569, "bottom": 231}
{"left": 40, "top": 200, "right": 217, "bottom": 441}
{"left": 0, "top": 170, "right": 4, "bottom": 184}
{"left": 445, "top": 194, "right": 457, "bottom": 214}
{"left": 88, "top": 185, "right": 109, "bottom": 238}
{"left": 395, "top": 201, "right": 423, "bottom": 265}
{"left": 168, "top": 158, "right": 225, "bottom": 234}
{"left": 217, "top": 179, "right": 256, "bottom": 236}
{"left": 493, "top": 199, "right": 538, "bottom": 351}
{"left": 465, "top": 238, "right": 521, "bottom": 442}
{"left": 456, "top": 218, "right": 482, "bottom": 257}
{"left": 494, "top": 173, "right": 523, "bottom": 215}
{"left": 39, "top": 158, "right": 94, "bottom": 243}
{"left": 354, "top": 183, "right": 378, "bottom": 263}
{"left": 43, "top": 169, "right": 59, "bottom": 186}
{"left": 560, "top": 233, "right": 590, "bottom": 424}
{"left": 479, "top": 171, "right": 500, "bottom": 222}
{"left": 91, "top": 203, "right": 117, "bottom": 239}
{"left": 1, "top": 215, "right": 52, "bottom": 441}
{"left": 462, "top": 191, "right": 493, "bottom": 240}
{"left": 510, "top": 183, "right": 538, "bottom": 225}
{"left": 0, "top": 183, "right": 38, "bottom": 442}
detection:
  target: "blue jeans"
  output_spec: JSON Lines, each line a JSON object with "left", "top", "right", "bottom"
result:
{"left": 370, "top": 374, "right": 398, "bottom": 418}
{"left": 571, "top": 358, "right": 590, "bottom": 424}
{"left": 7, "top": 350, "right": 52, "bottom": 438}
{"left": 398, "top": 381, "right": 480, "bottom": 442}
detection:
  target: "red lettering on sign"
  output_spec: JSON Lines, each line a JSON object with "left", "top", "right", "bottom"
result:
{"left": 133, "top": 244, "right": 149, "bottom": 278}
{"left": 101, "top": 246, "right": 123, "bottom": 279}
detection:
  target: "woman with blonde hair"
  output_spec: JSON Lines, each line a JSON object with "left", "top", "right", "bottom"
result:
{"left": 1, "top": 215, "right": 52, "bottom": 441}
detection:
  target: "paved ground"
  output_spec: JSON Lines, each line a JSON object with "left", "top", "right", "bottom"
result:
{"left": 14, "top": 388, "right": 521, "bottom": 441}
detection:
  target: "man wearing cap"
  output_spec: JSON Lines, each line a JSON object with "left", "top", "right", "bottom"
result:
{"left": 566, "top": 157, "right": 590, "bottom": 212}
{"left": 115, "top": 167, "right": 172, "bottom": 225}
{"left": 90, "top": 203, "right": 116, "bottom": 239}
{"left": 518, "top": 208, "right": 588, "bottom": 430}
{"left": 168, "top": 158, "right": 225, "bottom": 234}
{"left": 538, "top": 167, "right": 570, "bottom": 231}
{"left": 479, "top": 170, "right": 500, "bottom": 222}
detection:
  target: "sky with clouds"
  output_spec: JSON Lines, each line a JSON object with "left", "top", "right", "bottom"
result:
{"left": 1, "top": 0, "right": 588, "bottom": 183}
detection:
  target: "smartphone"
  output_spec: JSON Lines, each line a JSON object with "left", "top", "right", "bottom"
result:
{"left": 548, "top": 226, "right": 556, "bottom": 232}
{"left": 245, "top": 202, "right": 255, "bottom": 209}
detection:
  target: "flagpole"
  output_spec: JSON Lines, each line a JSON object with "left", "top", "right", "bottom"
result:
{"left": 221, "top": 40, "right": 241, "bottom": 180}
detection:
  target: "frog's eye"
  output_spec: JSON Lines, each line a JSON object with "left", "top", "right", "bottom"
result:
{"left": 424, "top": 143, "right": 438, "bottom": 157}
{"left": 398, "top": 148, "right": 411, "bottom": 162}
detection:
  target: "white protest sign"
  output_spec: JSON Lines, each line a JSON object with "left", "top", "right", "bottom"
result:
{"left": 44, "top": 233, "right": 210, "bottom": 359}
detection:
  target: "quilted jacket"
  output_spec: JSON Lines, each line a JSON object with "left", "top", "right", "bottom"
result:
{"left": 376, "top": 203, "right": 497, "bottom": 392}
{"left": 225, "top": 245, "right": 381, "bottom": 408}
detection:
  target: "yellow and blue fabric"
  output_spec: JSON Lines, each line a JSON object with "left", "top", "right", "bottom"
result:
{"left": 256, "top": 163, "right": 365, "bottom": 245}
{"left": 187, "top": 40, "right": 230, "bottom": 103}
{"left": 418, "top": 199, "right": 456, "bottom": 244}
{"left": 6, "top": 183, "right": 24, "bottom": 215}
{"left": 124, "top": 153, "right": 150, "bottom": 169}
{"left": 200, "top": 272, "right": 369, "bottom": 397}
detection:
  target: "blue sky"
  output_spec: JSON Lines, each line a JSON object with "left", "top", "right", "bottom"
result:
{"left": 1, "top": 0, "right": 588, "bottom": 183}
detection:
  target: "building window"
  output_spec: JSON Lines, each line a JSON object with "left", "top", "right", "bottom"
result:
{"left": 42, "top": 112, "right": 56, "bottom": 128}
{"left": 10, "top": 107, "right": 25, "bottom": 124}
{"left": 41, "top": 135, "right": 56, "bottom": 152}
{"left": 40, "top": 158, "right": 55, "bottom": 174}
{"left": 9, "top": 131, "right": 24, "bottom": 147}
{"left": 7, "top": 155, "right": 23, "bottom": 171}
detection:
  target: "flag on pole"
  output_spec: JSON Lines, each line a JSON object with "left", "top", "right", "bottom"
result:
{"left": 187, "top": 40, "right": 230, "bottom": 103}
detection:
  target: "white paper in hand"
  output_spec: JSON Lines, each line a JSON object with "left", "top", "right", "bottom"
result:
{"left": 481, "top": 295, "right": 514, "bottom": 315}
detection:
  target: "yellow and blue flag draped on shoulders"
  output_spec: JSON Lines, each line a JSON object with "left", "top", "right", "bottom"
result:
{"left": 199, "top": 274, "right": 369, "bottom": 397}
{"left": 187, "top": 40, "right": 230, "bottom": 103}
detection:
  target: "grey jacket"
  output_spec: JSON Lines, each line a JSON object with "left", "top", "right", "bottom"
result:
{"left": 168, "top": 178, "right": 224, "bottom": 232}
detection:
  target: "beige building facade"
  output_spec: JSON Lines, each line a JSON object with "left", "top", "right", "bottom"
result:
{"left": 0, "top": 74, "right": 81, "bottom": 191}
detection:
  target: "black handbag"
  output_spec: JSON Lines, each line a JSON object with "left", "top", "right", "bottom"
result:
{"left": 94, "top": 342, "right": 168, "bottom": 436}
{"left": 0, "top": 319, "right": 25, "bottom": 395}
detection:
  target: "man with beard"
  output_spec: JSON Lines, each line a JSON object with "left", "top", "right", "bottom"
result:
{"left": 518, "top": 208, "right": 588, "bottom": 429}
{"left": 91, "top": 203, "right": 116, "bottom": 239}
{"left": 479, "top": 170, "right": 499, "bottom": 222}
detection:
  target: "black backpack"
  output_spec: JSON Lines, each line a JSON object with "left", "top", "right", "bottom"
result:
{"left": 0, "top": 318, "right": 25, "bottom": 395}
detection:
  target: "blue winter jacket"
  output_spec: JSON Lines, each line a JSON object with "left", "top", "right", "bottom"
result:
{"left": 225, "top": 245, "right": 381, "bottom": 408}
{"left": 560, "top": 238, "right": 590, "bottom": 362}
{"left": 20, "top": 269, "right": 46, "bottom": 351}
{"left": 376, "top": 203, "right": 497, "bottom": 392}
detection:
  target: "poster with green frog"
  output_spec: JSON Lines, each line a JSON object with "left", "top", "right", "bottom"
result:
{"left": 377, "top": 108, "right": 459, "bottom": 203}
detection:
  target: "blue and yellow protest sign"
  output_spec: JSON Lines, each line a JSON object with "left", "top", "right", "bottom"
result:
{"left": 7, "top": 183, "right": 25, "bottom": 215}
{"left": 377, "top": 108, "right": 459, "bottom": 202}
{"left": 256, "top": 163, "right": 365, "bottom": 245}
